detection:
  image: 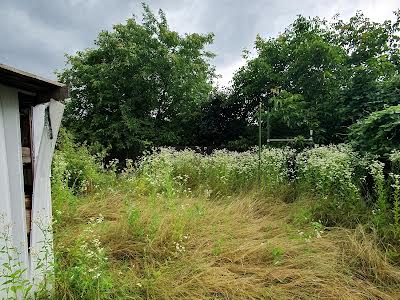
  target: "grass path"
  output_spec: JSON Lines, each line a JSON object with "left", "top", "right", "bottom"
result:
{"left": 55, "top": 190, "right": 400, "bottom": 299}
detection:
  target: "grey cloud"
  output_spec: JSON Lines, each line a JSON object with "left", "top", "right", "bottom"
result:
{"left": 0, "top": 0, "right": 398, "bottom": 86}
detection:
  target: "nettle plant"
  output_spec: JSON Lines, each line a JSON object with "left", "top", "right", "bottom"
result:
{"left": 367, "top": 151, "right": 400, "bottom": 239}
{"left": 390, "top": 151, "right": 400, "bottom": 224}
{"left": 390, "top": 173, "right": 400, "bottom": 232}
{"left": 0, "top": 214, "right": 54, "bottom": 300}
{"left": 0, "top": 216, "right": 31, "bottom": 300}
{"left": 370, "top": 161, "right": 389, "bottom": 228}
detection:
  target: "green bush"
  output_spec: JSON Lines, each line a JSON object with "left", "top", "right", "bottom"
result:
{"left": 296, "top": 145, "right": 367, "bottom": 226}
{"left": 52, "top": 129, "right": 117, "bottom": 199}
{"left": 51, "top": 129, "right": 117, "bottom": 227}
{"left": 349, "top": 105, "right": 400, "bottom": 157}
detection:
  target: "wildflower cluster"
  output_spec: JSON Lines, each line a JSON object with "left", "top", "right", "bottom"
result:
{"left": 56, "top": 214, "right": 113, "bottom": 298}
{"left": 135, "top": 147, "right": 294, "bottom": 196}
{"left": 173, "top": 235, "right": 189, "bottom": 256}
{"left": 296, "top": 145, "right": 368, "bottom": 225}
{"left": 297, "top": 144, "right": 360, "bottom": 200}
{"left": 52, "top": 139, "right": 400, "bottom": 270}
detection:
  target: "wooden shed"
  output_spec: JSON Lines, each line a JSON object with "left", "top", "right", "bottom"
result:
{"left": 0, "top": 64, "right": 68, "bottom": 296}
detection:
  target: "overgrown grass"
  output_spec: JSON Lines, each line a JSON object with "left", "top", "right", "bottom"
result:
{"left": 50, "top": 135, "right": 400, "bottom": 299}
{"left": 53, "top": 191, "right": 400, "bottom": 299}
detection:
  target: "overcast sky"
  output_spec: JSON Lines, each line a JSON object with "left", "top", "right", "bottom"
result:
{"left": 0, "top": 0, "right": 398, "bottom": 87}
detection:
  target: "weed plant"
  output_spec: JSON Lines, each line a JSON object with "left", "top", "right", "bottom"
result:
{"left": 46, "top": 137, "right": 400, "bottom": 299}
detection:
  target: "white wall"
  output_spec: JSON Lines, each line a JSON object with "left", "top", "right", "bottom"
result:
{"left": 0, "top": 89, "right": 14, "bottom": 294}
{"left": 0, "top": 84, "right": 64, "bottom": 297}
{"left": 0, "top": 84, "right": 29, "bottom": 297}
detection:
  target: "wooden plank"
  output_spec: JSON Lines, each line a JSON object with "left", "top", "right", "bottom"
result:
{"left": 26, "top": 209, "right": 31, "bottom": 233}
{"left": 0, "top": 64, "right": 69, "bottom": 103}
{"left": 0, "top": 63, "right": 64, "bottom": 88}
{"left": 267, "top": 138, "right": 313, "bottom": 143}
{"left": 22, "top": 147, "right": 31, "bottom": 164}
{"left": 25, "top": 195, "right": 32, "bottom": 209}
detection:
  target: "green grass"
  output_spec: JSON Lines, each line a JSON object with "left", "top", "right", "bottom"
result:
{"left": 53, "top": 188, "right": 400, "bottom": 299}
{"left": 49, "top": 142, "right": 400, "bottom": 299}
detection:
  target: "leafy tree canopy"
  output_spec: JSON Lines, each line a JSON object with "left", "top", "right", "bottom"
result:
{"left": 230, "top": 11, "right": 400, "bottom": 144}
{"left": 59, "top": 4, "right": 216, "bottom": 160}
{"left": 60, "top": 8, "right": 400, "bottom": 159}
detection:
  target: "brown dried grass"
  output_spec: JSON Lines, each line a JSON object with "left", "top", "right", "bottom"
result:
{"left": 55, "top": 190, "right": 400, "bottom": 299}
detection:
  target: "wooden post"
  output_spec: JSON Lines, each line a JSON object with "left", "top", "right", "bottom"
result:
{"left": 258, "top": 100, "right": 262, "bottom": 188}
{"left": 266, "top": 97, "right": 270, "bottom": 144}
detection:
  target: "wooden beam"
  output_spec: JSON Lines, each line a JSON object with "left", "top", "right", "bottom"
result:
{"left": 0, "top": 63, "right": 69, "bottom": 102}
{"left": 0, "top": 64, "right": 64, "bottom": 87}
{"left": 267, "top": 138, "right": 313, "bottom": 143}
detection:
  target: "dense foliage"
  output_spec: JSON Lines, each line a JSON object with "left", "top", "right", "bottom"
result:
{"left": 44, "top": 6, "right": 400, "bottom": 299}
{"left": 349, "top": 105, "right": 400, "bottom": 156}
{"left": 59, "top": 4, "right": 215, "bottom": 160}
{"left": 228, "top": 11, "right": 400, "bottom": 147}
{"left": 60, "top": 7, "right": 400, "bottom": 159}
{"left": 53, "top": 135, "right": 400, "bottom": 239}
{"left": 49, "top": 139, "right": 400, "bottom": 299}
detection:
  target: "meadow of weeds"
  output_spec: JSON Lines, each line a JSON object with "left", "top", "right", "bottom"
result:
{"left": 49, "top": 133, "right": 400, "bottom": 299}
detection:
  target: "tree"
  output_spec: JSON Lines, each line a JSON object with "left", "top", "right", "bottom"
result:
{"left": 333, "top": 11, "right": 400, "bottom": 127}
{"left": 230, "top": 12, "right": 400, "bottom": 145}
{"left": 59, "top": 4, "right": 216, "bottom": 160}
{"left": 231, "top": 16, "right": 347, "bottom": 143}
{"left": 190, "top": 89, "right": 251, "bottom": 148}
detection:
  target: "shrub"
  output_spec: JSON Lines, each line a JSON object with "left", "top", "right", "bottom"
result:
{"left": 349, "top": 105, "right": 400, "bottom": 157}
{"left": 296, "top": 145, "right": 366, "bottom": 226}
{"left": 52, "top": 129, "right": 112, "bottom": 195}
{"left": 51, "top": 129, "right": 117, "bottom": 228}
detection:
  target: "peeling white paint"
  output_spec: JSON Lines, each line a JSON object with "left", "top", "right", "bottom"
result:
{"left": 0, "top": 84, "right": 64, "bottom": 297}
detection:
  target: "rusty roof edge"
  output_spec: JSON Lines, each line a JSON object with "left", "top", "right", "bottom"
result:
{"left": 0, "top": 63, "right": 65, "bottom": 88}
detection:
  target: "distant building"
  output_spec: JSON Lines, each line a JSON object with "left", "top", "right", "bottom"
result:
{"left": 0, "top": 64, "right": 67, "bottom": 297}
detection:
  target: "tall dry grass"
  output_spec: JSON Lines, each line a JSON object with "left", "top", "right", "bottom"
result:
{"left": 54, "top": 189, "right": 400, "bottom": 299}
{"left": 51, "top": 142, "right": 400, "bottom": 299}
